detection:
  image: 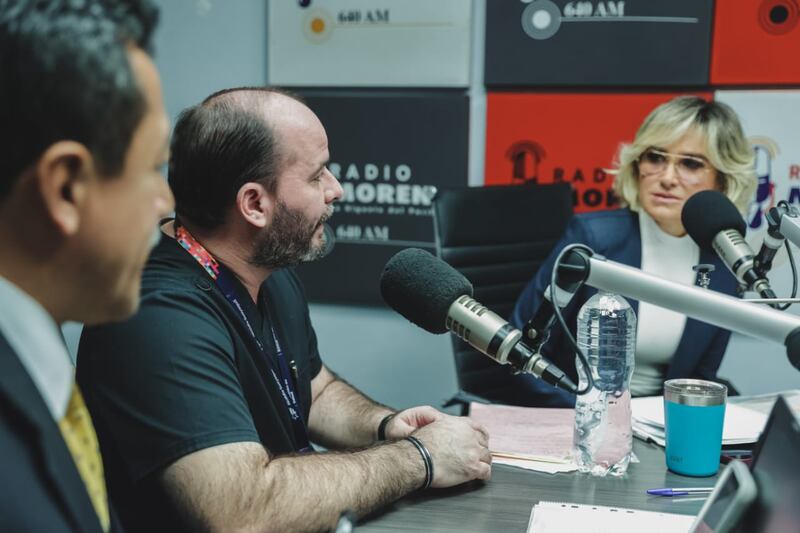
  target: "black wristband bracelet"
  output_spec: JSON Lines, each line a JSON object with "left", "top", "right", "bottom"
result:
{"left": 404, "top": 436, "right": 433, "bottom": 490}
{"left": 377, "top": 413, "right": 395, "bottom": 441}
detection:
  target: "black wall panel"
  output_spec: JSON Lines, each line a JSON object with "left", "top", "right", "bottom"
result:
{"left": 294, "top": 91, "right": 469, "bottom": 305}
{"left": 485, "top": 0, "right": 714, "bottom": 87}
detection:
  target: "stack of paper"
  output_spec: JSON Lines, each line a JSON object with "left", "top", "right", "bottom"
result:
{"left": 728, "top": 389, "right": 800, "bottom": 417}
{"left": 631, "top": 395, "right": 768, "bottom": 447}
{"left": 469, "top": 402, "right": 577, "bottom": 474}
{"left": 527, "top": 501, "right": 694, "bottom": 533}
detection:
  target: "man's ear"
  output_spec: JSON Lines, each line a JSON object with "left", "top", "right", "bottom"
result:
{"left": 34, "top": 141, "right": 95, "bottom": 236}
{"left": 236, "top": 182, "right": 273, "bottom": 229}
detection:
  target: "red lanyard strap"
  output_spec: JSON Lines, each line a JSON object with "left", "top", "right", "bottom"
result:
{"left": 176, "top": 224, "right": 311, "bottom": 452}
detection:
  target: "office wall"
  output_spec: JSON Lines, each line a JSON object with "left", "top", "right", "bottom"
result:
{"left": 153, "top": 0, "right": 267, "bottom": 123}
{"left": 65, "top": 0, "right": 800, "bottom": 406}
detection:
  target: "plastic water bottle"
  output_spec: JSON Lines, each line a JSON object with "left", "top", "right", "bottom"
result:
{"left": 573, "top": 291, "right": 636, "bottom": 476}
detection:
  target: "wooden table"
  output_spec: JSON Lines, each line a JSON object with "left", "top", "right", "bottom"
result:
{"left": 360, "top": 440, "right": 719, "bottom": 532}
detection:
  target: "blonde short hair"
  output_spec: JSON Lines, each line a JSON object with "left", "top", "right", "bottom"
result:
{"left": 610, "top": 96, "right": 756, "bottom": 213}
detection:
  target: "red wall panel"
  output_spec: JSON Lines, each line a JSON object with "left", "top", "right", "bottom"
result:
{"left": 711, "top": 0, "right": 800, "bottom": 85}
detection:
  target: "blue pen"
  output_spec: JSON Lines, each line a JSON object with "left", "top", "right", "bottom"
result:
{"left": 647, "top": 487, "right": 715, "bottom": 497}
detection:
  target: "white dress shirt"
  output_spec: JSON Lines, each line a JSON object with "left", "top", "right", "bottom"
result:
{"left": 0, "top": 275, "right": 72, "bottom": 420}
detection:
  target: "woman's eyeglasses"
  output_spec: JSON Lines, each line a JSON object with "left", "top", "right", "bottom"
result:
{"left": 638, "top": 148, "right": 713, "bottom": 186}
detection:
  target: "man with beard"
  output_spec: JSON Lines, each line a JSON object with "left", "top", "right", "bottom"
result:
{"left": 76, "top": 88, "right": 492, "bottom": 533}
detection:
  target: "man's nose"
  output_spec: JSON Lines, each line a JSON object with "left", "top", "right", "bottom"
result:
{"left": 324, "top": 169, "right": 343, "bottom": 203}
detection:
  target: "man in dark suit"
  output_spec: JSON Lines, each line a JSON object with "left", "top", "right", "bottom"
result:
{"left": 0, "top": 1, "right": 173, "bottom": 530}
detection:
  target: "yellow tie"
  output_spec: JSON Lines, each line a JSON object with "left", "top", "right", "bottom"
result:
{"left": 58, "top": 384, "right": 110, "bottom": 532}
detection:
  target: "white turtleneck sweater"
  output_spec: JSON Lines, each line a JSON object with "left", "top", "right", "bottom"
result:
{"left": 631, "top": 211, "right": 700, "bottom": 396}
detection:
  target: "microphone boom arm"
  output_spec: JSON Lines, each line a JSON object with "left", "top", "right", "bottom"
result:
{"left": 772, "top": 202, "right": 800, "bottom": 248}
{"left": 557, "top": 247, "right": 800, "bottom": 370}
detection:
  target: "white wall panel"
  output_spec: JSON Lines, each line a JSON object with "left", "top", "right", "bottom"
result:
{"left": 268, "top": 0, "right": 472, "bottom": 87}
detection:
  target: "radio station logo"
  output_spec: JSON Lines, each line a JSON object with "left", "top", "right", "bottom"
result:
{"left": 748, "top": 136, "right": 779, "bottom": 230}
{"left": 303, "top": 9, "right": 333, "bottom": 42}
{"left": 742, "top": 135, "right": 800, "bottom": 265}
{"left": 326, "top": 161, "right": 439, "bottom": 246}
{"left": 746, "top": 136, "right": 800, "bottom": 232}
{"left": 758, "top": 0, "right": 799, "bottom": 35}
{"left": 507, "top": 141, "right": 546, "bottom": 183}
{"left": 518, "top": 0, "right": 699, "bottom": 41}
{"left": 328, "top": 162, "right": 435, "bottom": 217}
{"left": 302, "top": 7, "right": 391, "bottom": 43}
{"left": 505, "top": 140, "right": 619, "bottom": 211}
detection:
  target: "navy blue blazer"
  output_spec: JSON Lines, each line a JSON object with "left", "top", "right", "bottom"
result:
{"left": 510, "top": 209, "right": 738, "bottom": 407}
{"left": 0, "top": 333, "right": 121, "bottom": 532}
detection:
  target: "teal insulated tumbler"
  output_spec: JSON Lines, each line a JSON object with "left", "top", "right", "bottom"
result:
{"left": 664, "top": 379, "right": 727, "bottom": 477}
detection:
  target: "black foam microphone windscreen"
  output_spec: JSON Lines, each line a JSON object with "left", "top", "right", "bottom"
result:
{"left": 681, "top": 190, "right": 746, "bottom": 251}
{"left": 786, "top": 330, "right": 800, "bottom": 371}
{"left": 380, "top": 248, "right": 473, "bottom": 334}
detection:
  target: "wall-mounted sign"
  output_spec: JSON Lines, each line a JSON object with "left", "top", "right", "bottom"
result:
{"left": 715, "top": 91, "right": 800, "bottom": 254}
{"left": 294, "top": 91, "right": 470, "bottom": 305}
{"left": 268, "top": 0, "right": 472, "bottom": 87}
{"left": 711, "top": 0, "right": 800, "bottom": 85}
{"left": 485, "top": 0, "right": 713, "bottom": 87}
{"left": 714, "top": 90, "right": 800, "bottom": 394}
{"left": 484, "top": 92, "right": 712, "bottom": 212}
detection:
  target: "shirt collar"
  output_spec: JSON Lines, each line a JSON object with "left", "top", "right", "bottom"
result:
{"left": 0, "top": 276, "right": 73, "bottom": 420}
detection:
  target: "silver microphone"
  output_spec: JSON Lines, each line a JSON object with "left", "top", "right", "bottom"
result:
{"left": 446, "top": 295, "right": 559, "bottom": 381}
{"left": 711, "top": 228, "right": 772, "bottom": 296}
{"left": 380, "top": 248, "right": 578, "bottom": 393}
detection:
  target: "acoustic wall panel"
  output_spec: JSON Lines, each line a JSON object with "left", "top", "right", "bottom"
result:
{"left": 711, "top": 0, "right": 800, "bottom": 85}
{"left": 715, "top": 91, "right": 800, "bottom": 241}
{"left": 484, "top": 92, "right": 712, "bottom": 212}
{"left": 485, "top": 0, "right": 714, "bottom": 87}
{"left": 294, "top": 91, "right": 469, "bottom": 305}
{"left": 268, "top": 0, "right": 472, "bottom": 87}
{"left": 715, "top": 90, "right": 800, "bottom": 395}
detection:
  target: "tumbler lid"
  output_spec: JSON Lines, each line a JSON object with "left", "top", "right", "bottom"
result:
{"left": 664, "top": 379, "right": 727, "bottom": 406}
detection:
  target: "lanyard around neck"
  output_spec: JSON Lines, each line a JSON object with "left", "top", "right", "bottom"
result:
{"left": 175, "top": 223, "right": 311, "bottom": 452}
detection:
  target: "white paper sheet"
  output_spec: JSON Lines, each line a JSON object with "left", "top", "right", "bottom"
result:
{"left": 494, "top": 456, "right": 578, "bottom": 475}
{"left": 527, "top": 501, "right": 694, "bottom": 533}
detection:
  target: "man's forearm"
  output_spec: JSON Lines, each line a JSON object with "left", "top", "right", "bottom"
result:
{"left": 162, "top": 440, "right": 425, "bottom": 533}
{"left": 308, "top": 374, "right": 392, "bottom": 448}
{"left": 264, "top": 441, "right": 423, "bottom": 531}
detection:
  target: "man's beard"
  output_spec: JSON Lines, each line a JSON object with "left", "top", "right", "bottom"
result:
{"left": 250, "top": 201, "right": 333, "bottom": 269}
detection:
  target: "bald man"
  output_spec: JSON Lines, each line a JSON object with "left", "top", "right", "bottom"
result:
{"left": 77, "top": 88, "right": 492, "bottom": 533}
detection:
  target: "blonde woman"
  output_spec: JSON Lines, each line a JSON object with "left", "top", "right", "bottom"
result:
{"left": 510, "top": 96, "right": 757, "bottom": 407}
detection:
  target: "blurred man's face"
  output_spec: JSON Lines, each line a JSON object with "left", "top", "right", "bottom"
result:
{"left": 75, "top": 48, "right": 174, "bottom": 324}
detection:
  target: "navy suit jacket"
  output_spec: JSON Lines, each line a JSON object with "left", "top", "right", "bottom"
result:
{"left": 510, "top": 209, "right": 739, "bottom": 407}
{"left": 0, "top": 333, "right": 121, "bottom": 532}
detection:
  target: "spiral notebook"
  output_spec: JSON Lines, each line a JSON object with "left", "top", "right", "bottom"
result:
{"left": 527, "top": 501, "right": 694, "bottom": 533}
